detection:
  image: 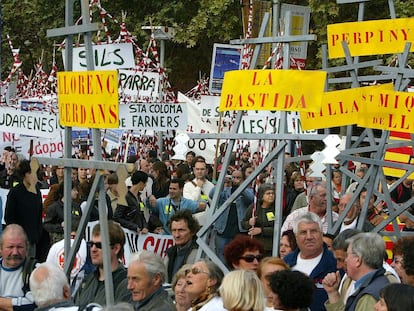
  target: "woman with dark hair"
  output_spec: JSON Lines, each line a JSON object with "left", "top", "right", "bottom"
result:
{"left": 285, "top": 171, "right": 305, "bottom": 216}
{"left": 185, "top": 259, "right": 226, "bottom": 311}
{"left": 152, "top": 161, "right": 170, "bottom": 198}
{"left": 49, "top": 165, "right": 65, "bottom": 185}
{"left": 375, "top": 283, "right": 414, "bottom": 311}
{"left": 43, "top": 181, "right": 82, "bottom": 244}
{"left": 224, "top": 234, "right": 265, "bottom": 272}
{"left": 241, "top": 183, "right": 276, "bottom": 255}
{"left": 269, "top": 270, "right": 314, "bottom": 311}
{"left": 279, "top": 229, "right": 297, "bottom": 259}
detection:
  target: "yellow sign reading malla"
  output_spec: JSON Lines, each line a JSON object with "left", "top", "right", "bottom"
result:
{"left": 219, "top": 69, "right": 326, "bottom": 112}
{"left": 300, "top": 84, "right": 393, "bottom": 130}
{"left": 358, "top": 89, "right": 414, "bottom": 134}
{"left": 327, "top": 17, "right": 414, "bottom": 59}
{"left": 57, "top": 70, "right": 118, "bottom": 128}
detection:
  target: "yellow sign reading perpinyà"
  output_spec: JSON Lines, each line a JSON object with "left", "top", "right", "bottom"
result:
{"left": 327, "top": 18, "right": 414, "bottom": 58}
{"left": 57, "top": 70, "right": 118, "bottom": 128}
{"left": 358, "top": 89, "right": 414, "bottom": 133}
{"left": 219, "top": 69, "right": 326, "bottom": 112}
{"left": 300, "top": 84, "right": 393, "bottom": 130}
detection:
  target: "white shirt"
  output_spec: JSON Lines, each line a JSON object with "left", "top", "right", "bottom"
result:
{"left": 281, "top": 206, "right": 339, "bottom": 234}
{"left": 46, "top": 238, "right": 87, "bottom": 295}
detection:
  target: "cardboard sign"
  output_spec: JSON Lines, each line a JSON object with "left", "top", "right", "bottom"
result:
{"left": 57, "top": 70, "right": 119, "bottom": 128}
{"left": 118, "top": 103, "right": 188, "bottom": 130}
{"left": 0, "top": 107, "right": 61, "bottom": 139}
{"left": 67, "top": 43, "right": 136, "bottom": 71}
{"left": 300, "top": 84, "right": 394, "bottom": 130}
{"left": 358, "top": 89, "right": 414, "bottom": 133}
{"left": 219, "top": 69, "right": 326, "bottom": 112}
{"left": 327, "top": 18, "right": 414, "bottom": 58}
{"left": 118, "top": 69, "right": 160, "bottom": 100}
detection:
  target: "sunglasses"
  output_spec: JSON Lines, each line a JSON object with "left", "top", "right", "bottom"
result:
{"left": 87, "top": 241, "right": 114, "bottom": 249}
{"left": 185, "top": 267, "right": 210, "bottom": 276}
{"left": 239, "top": 254, "right": 264, "bottom": 263}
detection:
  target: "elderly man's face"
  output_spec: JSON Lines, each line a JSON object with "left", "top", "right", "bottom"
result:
{"left": 127, "top": 261, "right": 159, "bottom": 302}
{"left": 295, "top": 222, "right": 324, "bottom": 258}
{"left": 1, "top": 231, "right": 27, "bottom": 268}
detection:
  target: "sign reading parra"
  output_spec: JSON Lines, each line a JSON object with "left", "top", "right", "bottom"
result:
{"left": 57, "top": 70, "right": 119, "bottom": 128}
{"left": 219, "top": 69, "right": 326, "bottom": 112}
{"left": 327, "top": 17, "right": 414, "bottom": 58}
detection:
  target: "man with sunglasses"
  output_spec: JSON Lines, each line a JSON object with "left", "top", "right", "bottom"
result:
{"left": 74, "top": 221, "right": 131, "bottom": 309}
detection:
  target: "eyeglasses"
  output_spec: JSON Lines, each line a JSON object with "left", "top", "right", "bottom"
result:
{"left": 239, "top": 254, "right": 264, "bottom": 263}
{"left": 185, "top": 267, "right": 210, "bottom": 276}
{"left": 87, "top": 241, "right": 114, "bottom": 249}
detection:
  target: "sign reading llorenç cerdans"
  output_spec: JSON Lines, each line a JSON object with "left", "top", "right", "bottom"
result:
{"left": 219, "top": 69, "right": 326, "bottom": 112}
{"left": 327, "top": 17, "right": 414, "bottom": 58}
{"left": 57, "top": 70, "right": 119, "bottom": 128}
{"left": 300, "top": 84, "right": 394, "bottom": 130}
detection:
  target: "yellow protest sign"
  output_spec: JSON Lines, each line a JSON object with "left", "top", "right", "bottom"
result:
{"left": 327, "top": 18, "right": 414, "bottom": 58}
{"left": 219, "top": 69, "right": 326, "bottom": 112}
{"left": 57, "top": 70, "right": 118, "bottom": 128}
{"left": 358, "top": 89, "right": 414, "bottom": 134}
{"left": 300, "top": 84, "right": 393, "bottom": 130}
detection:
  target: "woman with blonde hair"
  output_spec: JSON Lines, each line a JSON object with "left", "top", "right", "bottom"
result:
{"left": 172, "top": 264, "right": 192, "bottom": 311}
{"left": 220, "top": 269, "right": 265, "bottom": 311}
{"left": 185, "top": 260, "right": 226, "bottom": 311}
{"left": 257, "top": 257, "right": 289, "bottom": 311}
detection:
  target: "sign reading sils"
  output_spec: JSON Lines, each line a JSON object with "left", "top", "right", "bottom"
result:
{"left": 65, "top": 43, "right": 136, "bottom": 71}
{"left": 219, "top": 69, "right": 326, "bottom": 112}
{"left": 327, "top": 18, "right": 414, "bottom": 58}
{"left": 57, "top": 70, "right": 119, "bottom": 128}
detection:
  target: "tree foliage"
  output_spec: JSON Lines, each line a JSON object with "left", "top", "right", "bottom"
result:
{"left": 1, "top": 0, "right": 414, "bottom": 92}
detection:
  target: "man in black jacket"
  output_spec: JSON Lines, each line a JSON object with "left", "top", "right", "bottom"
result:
{"left": 164, "top": 209, "right": 200, "bottom": 283}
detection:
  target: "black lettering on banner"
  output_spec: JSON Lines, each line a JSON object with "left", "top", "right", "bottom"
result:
{"left": 125, "top": 231, "right": 139, "bottom": 253}
{"left": 188, "top": 139, "right": 195, "bottom": 149}
{"left": 199, "top": 139, "right": 206, "bottom": 151}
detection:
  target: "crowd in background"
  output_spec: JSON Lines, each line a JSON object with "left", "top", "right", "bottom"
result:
{"left": 0, "top": 142, "right": 414, "bottom": 311}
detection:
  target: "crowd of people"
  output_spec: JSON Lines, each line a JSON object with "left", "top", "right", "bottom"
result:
{"left": 0, "top": 144, "right": 414, "bottom": 311}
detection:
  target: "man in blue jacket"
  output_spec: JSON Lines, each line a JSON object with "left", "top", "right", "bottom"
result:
{"left": 210, "top": 169, "right": 254, "bottom": 263}
{"left": 284, "top": 212, "right": 337, "bottom": 311}
{"left": 147, "top": 178, "right": 206, "bottom": 234}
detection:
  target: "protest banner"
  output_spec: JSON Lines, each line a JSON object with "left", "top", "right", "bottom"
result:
{"left": 118, "top": 69, "right": 160, "bottom": 100}
{"left": 300, "top": 84, "right": 394, "bottom": 130}
{"left": 219, "top": 69, "right": 326, "bottom": 112}
{"left": 67, "top": 43, "right": 136, "bottom": 71}
{"left": 57, "top": 70, "right": 119, "bottom": 128}
{"left": 327, "top": 17, "right": 414, "bottom": 58}
{"left": 118, "top": 103, "right": 188, "bottom": 130}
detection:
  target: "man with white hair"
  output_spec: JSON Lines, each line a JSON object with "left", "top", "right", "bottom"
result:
{"left": 284, "top": 212, "right": 337, "bottom": 311}
{"left": 29, "top": 262, "right": 77, "bottom": 311}
{"left": 127, "top": 250, "right": 174, "bottom": 311}
{"left": 282, "top": 181, "right": 339, "bottom": 234}
{"left": 323, "top": 232, "right": 393, "bottom": 311}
